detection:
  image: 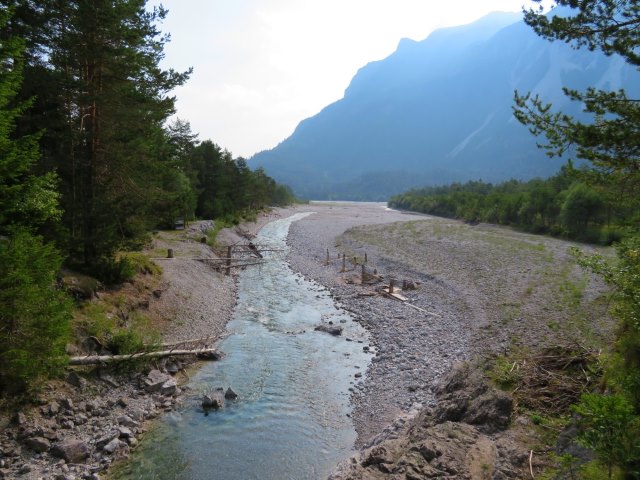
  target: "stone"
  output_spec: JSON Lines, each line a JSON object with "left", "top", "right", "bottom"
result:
{"left": 51, "top": 440, "right": 90, "bottom": 464}
{"left": 98, "top": 374, "right": 119, "bottom": 388}
{"left": 47, "top": 401, "right": 61, "bottom": 416}
{"left": 25, "top": 437, "right": 51, "bottom": 453}
{"left": 202, "top": 392, "right": 224, "bottom": 410}
{"left": 118, "top": 427, "right": 133, "bottom": 439}
{"left": 96, "top": 433, "right": 119, "bottom": 451}
{"left": 67, "top": 372, "right": 88, "bottom": 391}
{"left": 102, "top": 438, "right": 123, "bottom": 455}
{"left": 117, "top": 415, "right": 139, "bottom": 428}
{"left": 314, "top": 324, "right": 343, "bottom": 336}
{"left": 224, "top": 387, "right": 238, "bottom": 400}
{"left": 362, "top": 446, "right": 392, "bottom": 467}
{"left": 160, "top": 378, "right": 178, "bottom": 396}
{"left": 144, "top": 370, "right": 171, "bottom": 393}
{"left": 166, "top": 362, "right": 179, "bottom": 375}
{"left": 12, "top": 412, "right": 27, "bottom": 426}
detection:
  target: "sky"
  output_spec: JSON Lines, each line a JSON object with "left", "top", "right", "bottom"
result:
{"left": 148, "top": 0, "right": 551, "bottom": 159}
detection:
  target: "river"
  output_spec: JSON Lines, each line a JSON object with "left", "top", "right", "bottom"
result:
{"left": 112, "top": 212, "right": 372, "bottom": 479}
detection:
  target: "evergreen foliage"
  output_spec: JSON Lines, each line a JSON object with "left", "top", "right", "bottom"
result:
{"left": 0, "top": 8, "right": 72, "bottom": 393}
{"left": 516, "top": 2, "right": 640, "bottom": 476}
{"left": 0, "top": 2, "right": 295, "bottom": 393}
{"left": 388, "top": 167, "right": 627, "bottom": 244}
{"left": 0, "top": 231, "right": 72, "bottom": 392}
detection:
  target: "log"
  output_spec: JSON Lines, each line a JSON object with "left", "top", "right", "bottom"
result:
{"left": 69, "top": 348, "right": 220, "bottom": 366}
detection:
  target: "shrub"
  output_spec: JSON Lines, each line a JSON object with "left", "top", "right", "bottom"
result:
{"left": 0, "top": 230, "right": 72, "bottom": 393}
{"left": 93, "top": 256, "right": 136, "bottom": 284}
{"left": 572, "top": 393, "right": 640, "bottom": 479}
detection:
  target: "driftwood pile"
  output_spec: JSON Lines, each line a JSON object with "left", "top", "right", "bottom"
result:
{"left": 511, "top": 344, "right": 602, "bottom": 415}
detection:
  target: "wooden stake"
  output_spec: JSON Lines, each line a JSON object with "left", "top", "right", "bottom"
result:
{"left": 389, "top": 279, "right": 394, "bottom": 294}
{"left": 326, "top": 248, "right": 330, "bottom": 265}
{"left": 364, "top": 252, "right": 368, "bottom": 263}
{"left": 167, "top": 248, "right": 174, "bottom": 259}
{"left": 226, "top": 246, "right": 232, "bottom": 275}
{"left": 361, "top": 264, "right": 365, "bottom": 284}
{"left": 341, "top": 253, "right": 346, "bottom": 272}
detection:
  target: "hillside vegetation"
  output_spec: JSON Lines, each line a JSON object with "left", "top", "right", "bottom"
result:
{"left": 0, "top": 1, "right": 295, "bottom": 395}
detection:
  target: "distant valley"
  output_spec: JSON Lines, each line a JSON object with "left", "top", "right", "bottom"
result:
{"left": 250, "top": 10, "right": 638, "bottom": 200}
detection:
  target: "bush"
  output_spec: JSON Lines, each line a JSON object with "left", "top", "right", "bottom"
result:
{"left": 0, "top": 230, "right": 72, "bottom": 393}
{"left": 572, "top": 393, "right": 640, "bottom": 478}
{"left": 93, "top": 256, "right": 136, "bottom": 284}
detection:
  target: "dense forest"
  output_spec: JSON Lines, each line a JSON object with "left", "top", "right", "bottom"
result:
{"left": 389, "top": 163, "right": 635, "bottom": 245}
{"left": 0, "top": 1, "right": 294, "bottom": 392}
{"left": 394, "top": 1, "right": 640, "bottom": 477}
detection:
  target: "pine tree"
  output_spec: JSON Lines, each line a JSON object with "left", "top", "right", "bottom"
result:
{"left": 0, "top": 8, "right": 71, "bottom": 393}
{"left": 42, "top": 0, "right": 191, "bottom": 265}
{"left": 513, "top": 1, "right": 640, "bottom": 205}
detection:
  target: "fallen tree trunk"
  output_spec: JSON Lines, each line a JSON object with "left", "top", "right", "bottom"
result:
{"left": 69, "top": 348, "right": 220, "bottom": 366}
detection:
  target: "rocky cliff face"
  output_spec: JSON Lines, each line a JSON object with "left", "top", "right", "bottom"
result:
{"left": 251, "top": 11, "right": 638, "bottom": 200}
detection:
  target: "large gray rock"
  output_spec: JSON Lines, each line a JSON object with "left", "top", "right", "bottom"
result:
{"left": 51, "top": 440, "right": 90, "bottom": 463}
{"left": 202, "top": 392, "right": 224, "bottom": 410}
{"left": 144, "top": 369, "right": 172, "bottom": 393}
{"left": 160, "top": 378, "right": 178, "bottom": 396}
{"left": 117, "top": 415, "right": 139, "bottom": 428}
{"left": 102, "top": 438, "right": 123, "bottom": 455}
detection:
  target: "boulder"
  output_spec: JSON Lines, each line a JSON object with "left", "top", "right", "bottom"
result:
{"left": 224, "top": 387, "right": 238, "bottom": 400}
{"left": 66, "top": 371, "right": 87, "bottom": 390}
{"left": 314, "top": 324, "right": 343, "bottom": 336}
{"left": 96, "top": 432, "right": 119, "bottom": 450}
{"left": 144, "top": 369, "right": 171, "bottom": 393}
{"left": 102, "top": 438, "right": 123, "bottom": 455}
{"left": 117, "top": 415, "right": 139, "bottom": 428}
{"left": 160, "top": 378, "right": 178, "bottom": 396}
{"left": 202, "top": 392, "right": 224, "bottom": 410}
{"left": 51, "top": 440, "right": 90, "bottom": 463}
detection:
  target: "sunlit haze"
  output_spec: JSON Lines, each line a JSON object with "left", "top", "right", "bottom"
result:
{"left": 149, "top": 0, "right": 551, "bottom": 158}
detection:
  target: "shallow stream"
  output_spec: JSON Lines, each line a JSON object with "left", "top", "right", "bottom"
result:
{"left": 113, "top": 213, "right": 371, "bottom": 479}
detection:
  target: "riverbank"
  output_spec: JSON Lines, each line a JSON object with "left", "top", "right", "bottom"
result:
{"left": 0, "top": 202, "right": 613, "bottom": 479}
{"left": 0, "top": 209, "right": 292, "bottom": 480}
{"left": 280, "top": 202, "right": 613, "bottom": 477}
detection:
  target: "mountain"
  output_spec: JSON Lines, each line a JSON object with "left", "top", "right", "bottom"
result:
{"left": 250, "top": 11, "right": 638, "bottom": 200}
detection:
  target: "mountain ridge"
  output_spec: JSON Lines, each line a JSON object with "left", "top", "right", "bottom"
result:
{"left": 250, "top": 11, "right": 637, "bottom": 200}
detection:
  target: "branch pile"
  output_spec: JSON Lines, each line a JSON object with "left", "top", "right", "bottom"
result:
{"left": 513, "top": 344, "right": 602, "bottom": 415}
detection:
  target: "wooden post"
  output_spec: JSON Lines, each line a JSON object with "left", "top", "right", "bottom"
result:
{"left": 341, "top": 253, "right": 346, "bottom": 272}
{"left": 353, "top": 256, "right": 357, "bottom": 266}
{"left": 326, "top": 248, "right": 330, "bottom": 265}
{"left": 389, "top": 278, "right": 394, "bottom": 294}
{"left": 167, "top": 248, "right": 174, "bottom": 259}
{"left": 361, "top": 264, "right": 365, "bottom": 284}
{"left": 364, "top": 252, "right": 368, "bottom": 263}
{"left": 226, "top": 246, "right": 232, "bottom": 276}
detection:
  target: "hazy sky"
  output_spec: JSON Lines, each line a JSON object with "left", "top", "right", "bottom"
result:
{"left": 149, "top": 0, "right": 550, "bottom": 158}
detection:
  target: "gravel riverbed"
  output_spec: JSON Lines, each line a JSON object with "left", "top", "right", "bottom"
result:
{"left": 0, "top": 202, "right": 612, "bottom": 479}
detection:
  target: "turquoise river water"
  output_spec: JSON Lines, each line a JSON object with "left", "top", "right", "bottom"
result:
{"left": 112, "top": 213, "right": 371, "bottom": 479}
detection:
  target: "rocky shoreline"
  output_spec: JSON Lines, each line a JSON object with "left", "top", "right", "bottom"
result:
{"left": 0, "top": 210, "right": 288, "bottom": 480}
